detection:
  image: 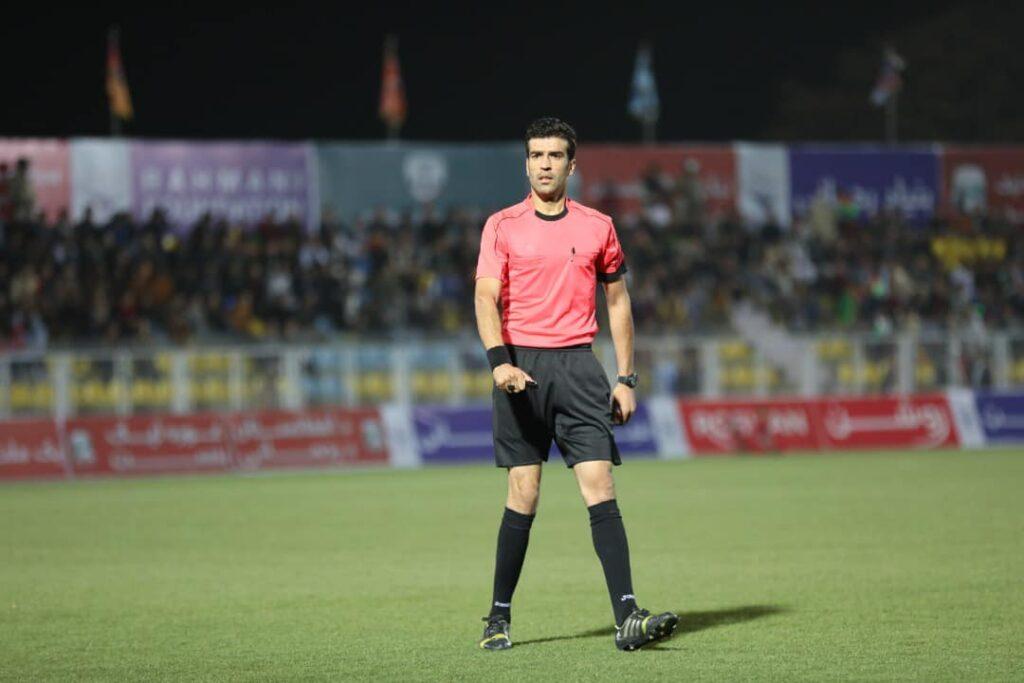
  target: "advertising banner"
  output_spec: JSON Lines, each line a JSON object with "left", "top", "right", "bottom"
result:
{"left": 678, "top": 398, "right": 820, "bottom": 455}
{"left": 70, "top": 138, "right": 132, "bottom": 222}
{"left": 317, "top": 143, "right": 526, "bottom": 220}
{"left": 736, "top": 143, "right": 790, "bottom": 227}
{"left": 412, "top": 405, "right": 492, "bottom": 463}
{"left": 678, "top": 394, "right": 960, "bottom": 454}
{"left": 229, "top": 408, "right": 387, "bottom": 470}
{"left": 789, "top": 147, "right": 940, "bottom": 224}
{"left": 412, "top": 403, "right": 660, "bottom": 464}
{"left": 130, "top": 141, "right": 316, "bottom": 229}
{"left": 0, "top": 419, "right": 67, "bottom": 479}
{"left": 0, "top": 138, "right": 71, "bottom": 222}
{"left": 817, "top": 395, "right": 959, "bottom": 450}
{"left": 65, "top": 413, "right": 233, "bottom": 476}
{"left": 973, "top": 391, "right": 1024, "bottom": 444}
{"left": 942, "top": 146, "right": 1024, "bottom": 223}
{"left": 572, "top": 145, "right": 736, "bottom": 221}
{"left": 63, "top": 408, "right": 387, "bottom": 476}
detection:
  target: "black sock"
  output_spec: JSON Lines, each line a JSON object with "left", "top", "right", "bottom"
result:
{"left": 588, "top": 499, "right": 637, "bottom": 625}
{"left": 489, "top": 507, "right": 535, "bottom": 621}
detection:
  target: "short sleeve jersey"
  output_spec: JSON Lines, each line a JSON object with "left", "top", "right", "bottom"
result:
{"left": 475, "top": 195, "right": 628, "bottom": 347}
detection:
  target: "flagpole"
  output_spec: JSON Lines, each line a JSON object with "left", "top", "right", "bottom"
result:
{"left": 643, "top": 120, "right": 655, "bottom": 145}
{"left": 108, "top": 26, "right": 120, "bottom": 137}
{"left": 886, "top": 93, "right": 897, "bottom": 145}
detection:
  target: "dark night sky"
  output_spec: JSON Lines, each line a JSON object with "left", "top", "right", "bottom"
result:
{"left": 2, "top": 2, "right": 964, "bottom": 142}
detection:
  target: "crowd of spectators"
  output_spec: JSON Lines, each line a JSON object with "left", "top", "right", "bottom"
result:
{"left": 2, "top": 160, "right": 1023, "bottom": 350}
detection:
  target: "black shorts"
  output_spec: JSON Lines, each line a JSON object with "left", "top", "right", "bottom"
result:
{"left": 492, "top": 345, "right": 621, "bottom": 469}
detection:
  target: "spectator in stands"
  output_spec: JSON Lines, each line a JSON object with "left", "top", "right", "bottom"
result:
{"left": 0, "top": 162, "right": 11, "bottom": 226}
{"left": 9, "top": 158, "right": 35, "bottom": 223}
{"left": 0, "top": 196, "right": 1023, "bottom": 349}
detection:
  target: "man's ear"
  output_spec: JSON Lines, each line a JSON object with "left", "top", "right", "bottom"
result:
{"left": 568, "top": 159, "right": 577, "bottom": 176}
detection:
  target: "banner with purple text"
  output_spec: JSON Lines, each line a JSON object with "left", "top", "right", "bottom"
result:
{"left": 412, "top": 403, "right": 660, "bottom": 464}
{"left": 973, "top": 391, "right": 1024, "bottom": 444}
{"left": 130, "top": 141, "right": 317, "bottom": 229}
{"left": 789, "top": 147, "right": 940, "bottom": 224}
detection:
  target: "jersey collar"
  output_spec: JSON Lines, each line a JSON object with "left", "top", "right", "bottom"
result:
{"left": 526, "top": 194, "right": 571, "bottom": 222}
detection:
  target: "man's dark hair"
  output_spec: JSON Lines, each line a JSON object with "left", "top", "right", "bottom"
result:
{"left": 524, "top": 117, "right": 577, "bottom": 160}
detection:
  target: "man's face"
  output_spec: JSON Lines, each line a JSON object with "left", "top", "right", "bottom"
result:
{"left": 526, "top": 137, "right": 575, "bottom": 198}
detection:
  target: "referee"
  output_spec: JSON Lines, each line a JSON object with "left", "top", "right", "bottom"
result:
{"left": 475, "top": 117, "right": 677, "bottom": 652}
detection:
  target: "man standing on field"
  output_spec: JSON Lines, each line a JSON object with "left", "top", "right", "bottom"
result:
{"left": 474, "top": 117, "right": 678, "bottom": 652}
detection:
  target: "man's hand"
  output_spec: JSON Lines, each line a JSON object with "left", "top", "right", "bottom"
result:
{"left": 493, "top": 363, "right": 536, "bottom": 394}
{"left": 611, "top": 383, "right": 636, "bottom": 425}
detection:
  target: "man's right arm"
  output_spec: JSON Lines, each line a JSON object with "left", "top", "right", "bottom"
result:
{"left": 474, "top": 277, "right": 506, "bottom": 351}
{"left": 475, "top": 277, "right": 533, "bottom": 392}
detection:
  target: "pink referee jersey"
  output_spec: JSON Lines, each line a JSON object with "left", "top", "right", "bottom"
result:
{"left": 475, "top": 195, "right": 628, "bottom": 348}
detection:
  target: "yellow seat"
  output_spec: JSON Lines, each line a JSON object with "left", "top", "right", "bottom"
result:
{"left": 9, "top": 383, "right": 33, "bottom": 409}
{"left": 864, "top": 361, "right": 891, "bottom": 387}
{"left": 357, "top": 371, "right": 392, "bottom": 401}
{"left": 837, "top": 362, "right": 855, "bottom": 385}
{"left": 462, "top": 371, "right": 492, "bottom": 398}
{"left": 718, "top": 341, "right": 751, "bottom": 361}
{"left": 755, "top": 366, "right": 781, "bottom": 387}
{"left": 1013, "top": 359, "right": 1024, "bottom": 384}
{"left": 154, "top": 354, "right": 172, "bottom": 373}
{"left": 32, "top": 384, "right": 53, "bottom": 409}
{"left": 915, "top": 362, "right": 937, "bottom": 387}
{"left": 412, "top": 371, "right": 433, "bottom": 396}
{"left": 192, "top": 377, "right": 229, "bottom": 405}
{"left": 76, "top": 380, "right": 115, "bottom": 408}
{"left": 132, "top": 380, "right": 170, "bottom": 408}
{"left": 817, "top": 339, "right": 852, "bottom": 360}
{"left": 152, "top": 381, "right": 172, "bottom": 405}
{"left": 72, "top": 359, "right": 93, "bottom": 377}
{"left": 726, "top": 365, "right": 755, "bottom": 390}
{"left": 191, "top": 353, "right": 230, "bottom": 374}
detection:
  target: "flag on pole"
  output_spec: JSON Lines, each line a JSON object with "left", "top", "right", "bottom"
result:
{"left": 870, "top": 47, "right": 906, "bottom": 107}
{"left": 106, "top": 27, "right": 133, "bottom": 122}
{"left": 379, "top": 35, "right": 407, "bottom": 136}
{"left": 628, "top": 43, "right": 660, "bottom": 125}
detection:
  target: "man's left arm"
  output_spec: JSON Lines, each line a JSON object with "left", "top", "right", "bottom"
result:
{"left": 603, "top": 277, "right": 636, "bottom": 425}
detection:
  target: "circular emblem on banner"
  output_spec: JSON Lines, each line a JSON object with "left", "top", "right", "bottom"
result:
{"left": 403, "top": 152, "right": 449, "bottom": 203}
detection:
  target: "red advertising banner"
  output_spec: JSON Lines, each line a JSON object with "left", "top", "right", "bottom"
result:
{"left": 229, "top": 408, "right": 388, "bottom": 470}
{"left": 0, "top": 138, "right": 71, "bottom": 222}
{"left": 679, "top": 398, "right": 820, "bottom": 455}
{"left": 942, "top": 147, "right": 1024, "bottom": 224}
{"left": 573, "top": 145, "right": 736, "bottom": 221}
{"left": 817, "top": 395, "right": 959, "bottom": 450}
{"left": 0, "top": 419, "right": 67, "bottom": 479}
{"left": 679, "top": 394, "right": 959, "bottom": 455}
{"left": 65, "top": 413, "right": 233, "bottom": 476}
{"left": 62, "top": 408, "right": 387, "bottom": 477}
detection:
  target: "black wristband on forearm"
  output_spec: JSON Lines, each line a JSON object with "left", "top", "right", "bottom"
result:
{"left": 486, "top": 345, "right": 513, "bottom": 371}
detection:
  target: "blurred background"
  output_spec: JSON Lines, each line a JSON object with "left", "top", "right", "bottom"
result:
{"left": 1, "top": 3, "right": 1023, "bottom": 474}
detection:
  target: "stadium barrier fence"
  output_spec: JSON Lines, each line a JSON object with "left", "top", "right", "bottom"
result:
{"left": 2, "top": 389, "right": 1019, "bottom": 480}
{"left": 3, "top": 332, "right": 1023, "bottom": 420}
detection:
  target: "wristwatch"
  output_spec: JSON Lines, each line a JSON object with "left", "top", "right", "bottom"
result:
{"left": 616, "top": 372, "right": 639, "bottom": 388}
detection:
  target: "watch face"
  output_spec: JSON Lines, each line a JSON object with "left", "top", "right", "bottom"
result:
{"left": 619, "top": 373, "right": 638, "bottom": 388}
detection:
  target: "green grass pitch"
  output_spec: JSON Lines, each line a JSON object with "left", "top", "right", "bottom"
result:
{"left": 2, "top": 449, "right": 1022, "bottom": 681}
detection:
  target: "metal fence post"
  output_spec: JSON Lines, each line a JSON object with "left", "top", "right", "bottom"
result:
{"left": 52, "top": 354, "right": 71, "bottom": 421}
{"left": 700, "top": 340, "right": 719, "bottom": 398}
{"left": 897, "top": 334, "right": 914, "bottom": 394}
{"left": 992, "top": 333, "right": 1010, "bottom": 390}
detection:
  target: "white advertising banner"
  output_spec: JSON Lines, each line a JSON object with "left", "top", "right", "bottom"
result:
{"left": 70, "top": 138, "right": 131, "bottom": 222}
{"left": 736, "top": 143, "right": 790, "bottom": 227}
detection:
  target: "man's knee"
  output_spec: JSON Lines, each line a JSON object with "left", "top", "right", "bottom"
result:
{"left": 575, "top": 461, "right": 616, "bottom": 506}
{"left": 507, "top": 466, "right": 541, "bottom": 513}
